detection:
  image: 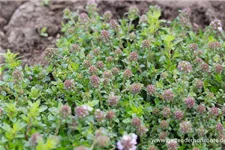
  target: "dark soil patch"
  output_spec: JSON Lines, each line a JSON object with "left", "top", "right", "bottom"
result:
{"left": 0, "top": 0, "right": 225, "bottom": 65}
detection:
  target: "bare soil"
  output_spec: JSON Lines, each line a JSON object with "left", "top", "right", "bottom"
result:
{"left": 0, "top": 0, "right": 225, "bottom": 65}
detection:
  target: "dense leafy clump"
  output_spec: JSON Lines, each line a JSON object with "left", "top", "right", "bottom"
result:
{"left": 0, "top": 2, "right": 225, "bottom": 150}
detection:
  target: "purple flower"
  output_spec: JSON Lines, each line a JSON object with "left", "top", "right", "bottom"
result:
{"left": 174, "top": 110, "right": 184, "bottom": 120}
{"left": 184, "top": 97, "right": 195, "bottom": 108}
{"left": 215, "top": 64, "right": 223, "bottom": 74}
{"left": 101, "top": 30, "right": 110, "bottom": 42}
{"left": 90, "top": 75, "right": 100, "bottom": 88}
{"left": 162, "top": 89, "right": 174, "bottom": 101}
{"left": 179, "top": 121, "right": 192, "bottom": 134}
{"left": 111, "top": 67, "right": 120, "bottom": 75}
{"left": 210, "top": 19, "right": 223, "bottom": 32}
{"left": 108, "top": 94, "right": 120, "bottom": 106}
{"left": 94, "top": 109, "right": 105, "bottom": 122}
{"left": 159, "top": 132, "right": 168, "bottom": 140}
{"left": 216, "top": 123, "right": 224, "bottom": 133}
{"left": 200, "top": 63, "right": 209, "bottom": 72}
{"left": 137, "top": 125, "right": 148, "bottom": 136}
{"left": 162, "top": 106, "right": 171, "bottom": 118}
{"left": 103, "top": 70, "right": 113, "bottom": 79}
{"left": 106, "top": 110, "right": 115, "bottom": 120}
{"left": 195, "top": 79, "right": 203, "bottom": 89}
{"left": 197, "top": 104, "right": 206, "bottom": 114}
{"left": 131, "top": 117, "right": 141, "bottom": 127}
{"left": 103, "top": 11, "right": 112, "bottom": 21}
{"left": 209, "top": 107, "right": 219, "bottom": 117}
{"left": 146, "top": 84, "right": 156, "bottom": 95}
{"left": 88, "top": 65, "right": 98, "bottom": 75}
{"left": 64, "top": 79, "right": 74, "bottom": 90}
{"left": 166, "top": 139, "right": 178, "bottom": 150}
{"left": 79, "top": 13, "right": 89, "bottom": 23}
{"left": 130, "top": 83, "right": 143, "bottom": 94}
{"left": 128, "top": 52, "right": 138, "bottom": 62}
{"left": 123, "top": 69, "right": 132, "bottom": 78}
{"left": 59, "top": 105, "right": 71, "bottom": 117}
{"left": 189, "top": 43, "right": 198, "bottom": 51}
{"left": 75, "top": 105, "right": 92, "bottom": 118}
{"left": 177, "top": 61, "right": 192, "bottom": 73}
{"left": 110, "top": 19, "right": 119, "bottom": 30}
{"left": 96, "top": 61, "right": 105, "bottom": 69}
{"left": 160, "top": 120, "right": 169, "bottom": 129}
{"left": 117, "top": 133, "right": 137, "bottom": 150}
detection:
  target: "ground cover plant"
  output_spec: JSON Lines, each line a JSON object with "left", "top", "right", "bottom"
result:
{"left": 0, "top": 2, "right": 225, "bottom": 150}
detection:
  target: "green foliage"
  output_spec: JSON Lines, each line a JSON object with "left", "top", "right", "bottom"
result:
{"left": 0, "top": 3, "right": 225, "bottom": 150}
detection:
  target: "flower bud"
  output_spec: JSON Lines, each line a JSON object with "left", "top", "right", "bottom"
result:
{"left": 197, "top": 104, "right": 206, "bottom": 114}
{"left": 94, "top": 109, "right": 105, "bottom": 122}
{"left": 216, "top": 123, "right": 223, "bottom": 133}
{"left": 110, "top": 19, "right": 119, "bottom": 30}
{"left": 92, "top": 48, "right": 100, "bottom": 56}
{"left": 174, "top": 110, "right": 184, "bottom": 120}
{"left": 215, "top": 64, "right": 223, "bottom": 74}
{"left": 137, "top": 125, "right": 148, "bottom": 136}
{"left": 159, "top": 132, "right": 168, "bottom": 140}
{"left": 101, "top": 30, "right": 110, "bottom": 42}
{"left": 210, "top": 19, "right": 223, "bottom": 32}
{"left": 106, "top": 56, "right": 113, "bottom": 62}
{"left": 200, "top": 63, "right": 209, "bottom": 72}
{"left": 162, "top": 106, "right": 171, "bottom": 118}
{"left": 197, "top": 127, "right": 205, "bottom": 137}
{"left": 59, "top": 105, "right": 71, "bottom": 118}
{"left": 90, "top": 75, "right": 100, "bottom": 88}
{"left": 208, "top": 41, "right": 221, "bottom": 50}
{"left": 115, "top": 48, "right": 123, "bottom": 56}
{"left": 117, "top": 133, "right": 137, "bottom": 150}
{"left": 123, "top": 69, "right": 132, "bottom": 78}
{"left": 160, "top": 120, "right": 169, "bottom": 129}
{"left": 130, "top": 83, "right": 143, "bottom": 94}
{"left": 184, "top": 97, "right": 195, "bottom": 108}
{"left": 128, "top": 52, "right": 138, "bottom": 61}
{"left": 79, "top": 13, "right": 89, "bottom": 24}
{"left": 209, "top": 107, "right": 219, "bottom": 117}
{"left": 71, "top": 44, "right": 80, "bottom": 52}
{"left": 103, "top": 70, "right": 113, "bottom": 79}
{"left": 108, "top": 95, "right": 120, "bottom": 106}
{"left": 179, "top": 121, "right": 192, "bottom": 134}
{"left": 167, "top": 140, "right": 178, "bottom": 150}
{"left": 96, "top": 61, "right": 105, "bottom": 69}
{"left": 95, "top": 135, "right": 110, "bottom": 147}
{"left": 106, "top": 110, "right": 115, "bottom": 120}
{"left": 75, "top": 105, "right": 92, "bottom": 118}
{"left": 103, "top": 11, "right": 112, "bottom": 21}
{"left": 13, "top": 69, "right": 23, "bottom": 80}
{"left": 195, "top": 79, "right": 203, "bottom": 89}
{"left": 142, "top": 40, "right": 151, "bottom": 49}
{"left": 162, "top": 89, "right": 174, "bottom": 101}
{"left": 177, "top": 61, "right": 192, "bottom": 73}
{"left": 88, "top": 65, "right": 98, "bottom": 75}
{"left": 83, "top": 60, "right": 91, "bottom": 68}
{"left": 128, "top": 6, "right": 139, "bottom": 18}
{"left": 64, "top": 79, "right": 74, "bottom": 90}
{"left": 146, "top": 85, "right": 156, "bottom": 95}
{"left": 111, "top": 67, "right": 120, "bottom": 75}
{"left": 132, "top": 117, "right": 141, "bottom": 127}
{"left": 189, "top": 43, "right": 198, "bottom": 51}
